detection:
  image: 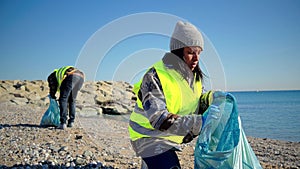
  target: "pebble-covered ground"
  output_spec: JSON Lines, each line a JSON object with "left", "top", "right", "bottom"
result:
{"left": 0, "top": 102, "right": 299, "bottom": 169}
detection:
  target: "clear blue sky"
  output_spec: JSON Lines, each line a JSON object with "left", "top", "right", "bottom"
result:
{"left": 1, "top": 0, "right": 299, "bottom": 91}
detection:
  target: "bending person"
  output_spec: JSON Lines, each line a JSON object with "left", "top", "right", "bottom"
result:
{"left": 47, "top": 66, "right": 84, "bottom": 130}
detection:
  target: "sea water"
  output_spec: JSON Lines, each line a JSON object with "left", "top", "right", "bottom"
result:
{"left": 231, "top": 90, "right": 300, "bottom": 142}
{"left": 84, "top": 90, "right": 300, "bottom": 142}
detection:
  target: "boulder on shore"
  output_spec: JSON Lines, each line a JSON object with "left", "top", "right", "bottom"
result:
{"left": 0, "top": 80, "right": 136, "bottom": 115}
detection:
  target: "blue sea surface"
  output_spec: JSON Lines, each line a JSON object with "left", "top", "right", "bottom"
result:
{"left": 231, "top": 90, "right": 300, "bottom": 142}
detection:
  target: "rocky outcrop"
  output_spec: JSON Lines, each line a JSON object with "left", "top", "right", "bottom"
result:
{"left": 0, "top": 80, "right": 136, "bottom": 115}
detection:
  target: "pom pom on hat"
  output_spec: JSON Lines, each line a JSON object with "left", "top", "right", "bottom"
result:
{"left": 170, "top": 21, "right": 204, "bottom": 51}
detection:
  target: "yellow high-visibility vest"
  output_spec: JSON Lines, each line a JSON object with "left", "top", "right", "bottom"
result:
{"left": 129, "top": 60, "right": 202, "bottom": 144}
{"left": 54, "top": 66, "right": 73, "bottom": 90}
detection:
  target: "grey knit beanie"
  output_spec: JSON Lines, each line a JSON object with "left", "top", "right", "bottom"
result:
{"left": 170, "top": 21, "right": 204, "bottom": 51}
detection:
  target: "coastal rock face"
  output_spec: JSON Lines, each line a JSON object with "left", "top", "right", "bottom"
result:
{"left": 0, "top": 80, "right": 49, "bottom": 106}
{"left": 0, "top": 80, "right": 136, "bottom": 115}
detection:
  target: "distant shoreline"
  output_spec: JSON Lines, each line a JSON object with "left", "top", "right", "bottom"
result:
{"left": 1, "top": 79, "right": 299, "bottom": 93}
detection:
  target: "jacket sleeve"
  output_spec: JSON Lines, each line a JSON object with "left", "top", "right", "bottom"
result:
{"left": 138, "top": 68, "right": 202, "bottom": 137}
{"left": 47, "top": 72, "right": 58, "bottom": 98}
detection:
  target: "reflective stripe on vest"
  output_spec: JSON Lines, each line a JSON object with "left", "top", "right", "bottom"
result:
{"left": 129, "top": 60, "right": 202, "bottom": 143}
{"left": 54, "top": 66, "right": 73, "bottom": 90}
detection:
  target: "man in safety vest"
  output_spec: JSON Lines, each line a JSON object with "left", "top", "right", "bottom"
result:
{"left": 128, "top": 21, "right": 213, "bottom": 168}
{"left": 47, "top": 66, "right": 84, "bottom": 130}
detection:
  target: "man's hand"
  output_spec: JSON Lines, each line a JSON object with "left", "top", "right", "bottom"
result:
{"left": 182, "top": 132, "right": 194, "bottom": 143}
{"left": 182, "top": 115, "right": 202, "bottom": 143}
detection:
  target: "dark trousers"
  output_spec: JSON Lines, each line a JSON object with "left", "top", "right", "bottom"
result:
{"left": 142, "top": 149, "right": 181, "bottom": 169}
{"left": 59, "top": 74, "right": 84, "bottom": 124}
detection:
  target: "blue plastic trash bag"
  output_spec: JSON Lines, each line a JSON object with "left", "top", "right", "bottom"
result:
{"left": 40, "top": 96, "right": 60, "bottom": 127}
{"left": 195, "top": 92, "right": 262, "bottom": 169}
